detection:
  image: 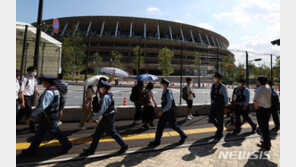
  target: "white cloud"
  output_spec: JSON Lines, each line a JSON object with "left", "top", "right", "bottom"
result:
{"left": 213, "top": 0, "right": 280, "bottom": 26}
{"left": 197, "top": 23, "right": 214, "bottom": 31}
{"left": 146, "top": 7, "right": 162, "bottom": 15}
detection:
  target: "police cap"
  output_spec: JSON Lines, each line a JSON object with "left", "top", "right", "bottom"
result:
{"left": 160, "top": 78, "right": 170, "bottom": 85}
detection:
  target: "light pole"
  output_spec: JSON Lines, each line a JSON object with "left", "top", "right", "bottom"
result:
{"left": 179, "top": 45, "right": 184, "bottom": 105}
{"left": 33, "top": 0, "right": 44, "bottom": 73}
{"left": 137, "top": 38, "right": 142, "bottom": 75}
{"left": 271, "top": 54, "right": 273, "bottom": 83}
{"left": 246, "top": 56, "right": 262, "bottom": 87}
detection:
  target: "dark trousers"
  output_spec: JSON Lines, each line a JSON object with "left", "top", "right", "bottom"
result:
{"left": 89, "top": 115, "right": 127, "bottom": 151}
{"left": 271, "top": 106, "right": 280, "bottom": 127}
{"left": 16, "top": 96, "right": 35, "bottom": 131}
{"left": 142, "top": 105, "right": 155, "bottom": 124}
{"left": 154, "top": 110, "right": 186, "bottom": 142}
{"left": 209, "top": 102, "right": 224, "bottom": 136}
{"left": 27, "top": 118, "right": 71, "bottom": 153}
{"left": 256, "top": 108, "right": 271, "bottom": 146}
{"left": 234, "top": 104, "right": 255, "bottom": 130}
{"left": 134, "top": 104, "right": 142, "bottom": 121}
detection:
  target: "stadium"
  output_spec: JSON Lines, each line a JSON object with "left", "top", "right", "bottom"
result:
{"left": 38, "top": 16, "right": 234, "bottom": 76}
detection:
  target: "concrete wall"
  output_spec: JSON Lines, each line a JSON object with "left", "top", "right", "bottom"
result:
{"left": 19, "top": 103, "right": 255, "bottom": 123}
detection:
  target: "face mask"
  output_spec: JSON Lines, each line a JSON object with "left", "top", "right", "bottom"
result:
{"left": 99, "top": 88, "right": 105, "bottom": 93}
{"left": 32, "top": 72, "right": 37, "bottom": 77}
{"left": 238, "top": 83, "right": 242, "bottom": 87}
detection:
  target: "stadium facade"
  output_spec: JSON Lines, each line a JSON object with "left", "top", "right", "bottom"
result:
{"left": 38, "top": 16, "right": 234, "bottom": 76}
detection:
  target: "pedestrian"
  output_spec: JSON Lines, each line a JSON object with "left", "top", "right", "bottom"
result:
{"left": 16, "top": 66, "right": 41, "bottom": 133}
{"left": 209, "top": 72, "right": 228, "bottom": 139}
{"left": 130, "top": 80, "right": 145, "bottom": 125}
{"left": 184, "top": 77, "right": 195, "bottom": 120}
{"left": 79, "top": 83, "right": 96, "bottom": 130}
{"left": 254, "top": 75, "right": 272, "bottom": 150}
{"left": 142, "top": 82, "right": 157, "bottom": 129}
{"left": 232, "top": 79, "right": 257, "bottom": 134}
{"left": 55, "top": 73, "right": 68, "bottom": 126}
{"left": 16, "top": 70, "right": 21, "bottom": 114}
{"left": 149, "top": 78, "right": 187, "bottom": 146}
{"left": 20, "top": 75, "right": 73, "bottom": 156}
{"left": 267, "top": 81, "right": 280, "bottom": 130}
{"left": 83, "top": 80, "right": 128, "bottom": 155}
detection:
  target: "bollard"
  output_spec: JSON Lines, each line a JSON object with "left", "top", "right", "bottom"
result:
{"left": 123, "top": 97, "right": 127, "bottom": 106}
{"left": 172, "top": 82, "right": 175, "bottom": 86}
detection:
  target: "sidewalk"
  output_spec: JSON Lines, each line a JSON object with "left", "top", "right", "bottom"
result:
{"left": 37, "top": 133, "right": 280, "bottom": 167}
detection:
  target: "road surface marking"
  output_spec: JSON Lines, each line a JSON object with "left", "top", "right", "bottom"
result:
{"left": 16, "top": 121, "right": 274, "bottom": 150}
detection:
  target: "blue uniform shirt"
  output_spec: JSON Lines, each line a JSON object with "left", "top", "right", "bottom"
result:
{"left": 210, "top": 83, "right": 229, "bottom": 107}
{"left": 162, "top": 88, "right": 174, "bottom": 112}
{"left": 92, "top": 94, "right": 114, "bottom": 120}
{"left": 234, "top": 86, "right": 250, "bottom": 106}
{"left": 31, "top": 90, "right": 56, "bottom": 117}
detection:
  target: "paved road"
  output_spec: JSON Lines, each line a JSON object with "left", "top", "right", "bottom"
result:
{"left": 16, "top": 113, "right": 279, "bottom": 165}
{"left": 37, "top": 85, "right": 258, "bottom": 107}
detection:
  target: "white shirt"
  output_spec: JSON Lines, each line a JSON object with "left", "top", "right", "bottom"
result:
{"left": 20, "top": 75, "right": 37, "bottom": 96}
{"left": 16, "top": 78, "right": 20, "bottom": 99}
{"left": 187, "top": 84, "right": 193, "bottom": 100}
{"left": 253, "top": 84, "right": 272, "bottom": 108}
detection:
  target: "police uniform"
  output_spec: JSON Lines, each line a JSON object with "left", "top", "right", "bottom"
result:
{"left": 233, "top": 86, "right": 256, "bottom": 133}
{"left": 209, "top": 81, "right": 228, "bottom": 138}
{"left": 270, "top": 88, "right": 280, "bottom": 129}
{"left": 149, "top": 78, "right": 187, "bottom": 146}
{"left": 83, "top": 80, "right": 128, "bottom": 155}
{"left": 21, "top": 75, "right": 72, "bottom": 155}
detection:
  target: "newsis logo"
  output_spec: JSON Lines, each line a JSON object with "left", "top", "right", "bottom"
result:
{"left": 218, "top": 150, "right": 271, "bottom": 160}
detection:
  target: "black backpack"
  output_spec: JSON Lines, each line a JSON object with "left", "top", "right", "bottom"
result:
{"left": 130, "top": 86, "right": 139, "bottom": 102}
{"left": 143, "top": 90, "right": 150, "bottom": 107}
{"left": 182, "top": 85, "right": 189, "bottom": 101}
{"left": 92, "top": 93, "right": 99, "bottom": 113}
{"left": 271, "top": 89, "right": 280, "bottom": 107}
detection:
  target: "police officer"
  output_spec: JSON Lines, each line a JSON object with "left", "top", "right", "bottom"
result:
{"left": 21, "top": 75, "right": 73, "bottom": 156}
{"left": 267, "top": 81, "right": 280, "bottom": 130}
{"left": 232, "top": 79, "right": 257, "bottom": 134}
{"left": 149, "top": 78, "right": 187, "bottom": 146}
{"left": 254, "top": 76, "right": 272, "bottom": 150}
{"left": 209, "top": 73, "right": 228, "bottom": 139}
{"left": 83, "top": 80, "right": 128, "bottom": 155}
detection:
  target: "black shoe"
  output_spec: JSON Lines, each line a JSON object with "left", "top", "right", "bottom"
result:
{"left": 148, "top": 141, "right": 160, "bottom": 147}
{"left": 178, "top": 135, "right": 187, "bottom": 145}
{"left": 117, "top": 145, "right": 128, "bottom": 155}
{"left": 233, "top": 129, "right": 241, "bottom": 135}
{"left": 82, "top": 148, "right": 95, "bottom": 156}
{"left": 61, "top": 143, "right": 73, "bottom": 154}
{"left": 149, "top": 123, "right": 154, "bottom": 127}
{"left": 143, "top": 124, "right": 149, "bottom": 129}
{"left": 274, "top": 125, "right": 280, "bottom": 131}
{"left": 214, "top": 134, "right": 223, "bottom": 140}
{"left": 252, "top": 124, "right": 257, "bottom": 133}
{"left": 21, "top": 149, "right": 36, "bottom": 156}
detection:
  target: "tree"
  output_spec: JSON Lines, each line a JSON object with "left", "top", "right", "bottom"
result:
{"left": 158, "top": 47, "right": 174, "bottom": 76}
{"left": 61, "top": 26, "right": 86, "bottom": 80}
{"left": 132, "top": 46, "right": 144, "bottom": 74}
{"left": 91, "top": 52, "right": 102, "bottom": 75}
{"left": 220, "top": 55, "right": 236, "bottom": 83}
{"left": 110, "top": 50, "right": 123, "bottom": 68}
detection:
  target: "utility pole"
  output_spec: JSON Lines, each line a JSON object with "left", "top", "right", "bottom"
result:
{"left": 41, "top": 43, "right": 45, "bottom": 75}
{"left": 137, "top": 38, "right": 142, "bottom": 75}
{"left": 33, "top": 0, "right": 44, "bottom": 73}
{"left": 179, "top": 45, "right": 184, "bottom": 105}
{"left": 20, "top": 25, "right": 28, "bottom": 76}
{"left": 246, "top": 51, "right": 249, "bottom": 87}
{"left": 198, "top": 53, "right": 201, "bottom": 88}
{"left": 271, "top": 54, "right": 273, "bottom": 83}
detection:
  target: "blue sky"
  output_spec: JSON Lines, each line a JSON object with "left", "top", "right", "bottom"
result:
{"left": 16, "top": 0, "right": 280, "bottom": 65}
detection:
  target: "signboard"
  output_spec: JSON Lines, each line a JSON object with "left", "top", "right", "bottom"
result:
{"left": 53, "top": 18, "right": 59, "bottom": 33}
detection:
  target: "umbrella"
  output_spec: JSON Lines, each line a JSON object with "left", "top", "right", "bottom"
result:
{"left": 135, "top": 74, "right": 158, "bottom": 81}
{"left": 100, "top": 67, "right": 129, "bottom": 78}
{"left": 83, "top": 75, "right": 109, "bottom": 87}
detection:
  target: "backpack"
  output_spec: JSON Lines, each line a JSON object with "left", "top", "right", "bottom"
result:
{"left": 182, "top": 85, "right": 188, "bottom": 101}
{"left": 130, "top": 86, "right": 139, "bottom": 102}
{"left": 92, "top": 93, "right": 99, "bottom": 113}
